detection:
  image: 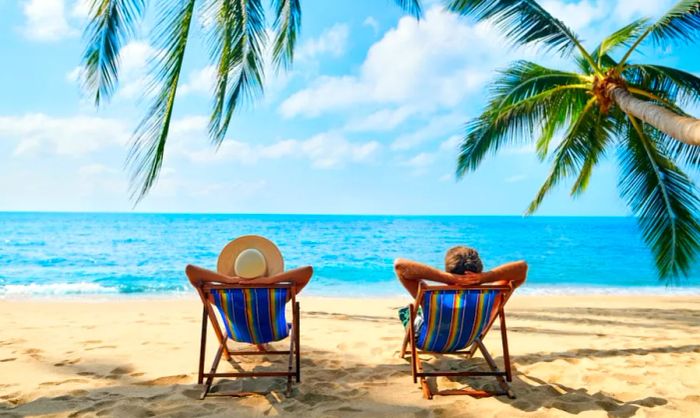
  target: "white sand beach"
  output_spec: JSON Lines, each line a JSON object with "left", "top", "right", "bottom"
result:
{"left": 1, "top": 295, "right": 699, "bottom": 417}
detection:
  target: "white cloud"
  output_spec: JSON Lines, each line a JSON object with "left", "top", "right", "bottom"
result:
{"left": 166, "top": 116, "right": 380, "bottom": 169}
{"left": 439, "top": 134, "right": 462, "bottom": 153}
{"left": 180, "top": 65, "right": 216, "bottom": 96}
{"left": 78, "top": 163, "right": 117, "bottom": 176}
{"left": 297, "top": 23, "right": 350, "bottom": 61}
{"left": 280, "top": 7, "right": 509, "bottom": 118}
{"left": 391, "top": 112, "right": 465, "bottom": 150}
{"left": 116, "top": 41, "right": 159, "bottom": 99}
{"left": 65, "top": 66, "right": 83, "bottom": 83}
{"left": 363, "top": 16, "right": 380, "bottom": 34}
{"left": 300, "top": 132, "right": 379, "bottom": 169}
{"left": 612, "top": 0, "right": 674, "bottom": 23}
{"left": 0, "top": 113, "right": 128, "bottom": 157}
{"left": 402, "top": 152, "right": 436, "bottom": 168}
{"left": 21, "top": 0, "right": 75, "bottom": 41}
{"left": 70, "top": 0, "right": 91, "bottom": 19}
{"left": 541, "top": 0, "right": 605, "bottom": 32}
{"left": 343, "top": 106, "right": 419, "bottom": 132}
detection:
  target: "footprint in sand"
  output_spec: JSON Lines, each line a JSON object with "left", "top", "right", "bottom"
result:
{"left": 141, "top": 374, "right": 190, "bottom": 385}
{"left": 23, "top": 348, "right": 43, "bottom": 360}
{"left": 54, "top": 358, "right": 81, "bottom": 367}
{"left": 39, "top": 378, "right": 89, "bottom": 386}
{"left": 85, "top": 345, "right": 117, "bottom": 351}
{"left": 109, "top": 366, "right": 135, "bottom": 375}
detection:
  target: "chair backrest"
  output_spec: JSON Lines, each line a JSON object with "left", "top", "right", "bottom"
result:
{"left": 205, "top": 284, "right": 291, "bottom": 344}
{"left": 416, "top": 286, "right": 505, "bottom": 353}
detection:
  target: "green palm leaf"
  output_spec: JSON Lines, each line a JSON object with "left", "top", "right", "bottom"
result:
{"left": 618, "top": 115, "right": 700, "bottom": 277}
{"left": 271, "top": 0, "right": 302, "bottom": 69}
{"left": 457, "top": 61, "right": 589, "bottom": 174}
{"left": 625, "top": 64, "right": 700, "bottom": 107}
{"left": 618, "top": 1, "right": 700, "bottom": 66}
{"left": 81, "top": 0, "right": 146, "bottom": 105}
{"left": 209, "top": 0, "right": 267, "bottom": 144}
{"left": 447, "top": 0, "right": 596, "bottom": 69}
{"left": 649, "top": 0, "right": 700, "bottom": 44}
{"left": 595, "top": 18, "right": 649, "bottom": 64}
{"left": 526, "top": 97, "right": 611, "bottom": 213}
{"left": 127, "top": 0, "right": 196, "bottom": 201}
{"left": 392, "top": 0, "right": 422, "bottom": 18}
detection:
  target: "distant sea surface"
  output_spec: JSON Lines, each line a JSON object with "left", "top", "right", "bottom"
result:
{"left": 1, "top": 212, "right": 699, "bottom": 298}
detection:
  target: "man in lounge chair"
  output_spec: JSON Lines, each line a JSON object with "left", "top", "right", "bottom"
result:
{"left": 395, "top": 246, "right": 527, "bottom": 299}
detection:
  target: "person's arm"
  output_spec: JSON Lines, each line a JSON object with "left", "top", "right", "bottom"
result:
{"left": 394, "top": 258, "right": 481, "bottom": 298}
{"left": 185, "top": 264, "right": 243, "bottom": 287}
{"left": 234, "top": 266, "right": 313, "bottom": 295}
{"left": 476, "top": 260, "right": 528, "bottom": 288}
{"left": 185, "top": 264, "right": 313, "bottom": 296}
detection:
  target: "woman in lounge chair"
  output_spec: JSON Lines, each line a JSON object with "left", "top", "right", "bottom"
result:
{"left": 186, "top": 235, "right": 312, "bottom": 300}
{"left": 186, "top": 235, "right": 312, "bottom": 352}
{"left": 186, "top": 235, "right": 311, "bottom": 397}
{"left": 394, "top": 246, "right": 527, "bottom": 298}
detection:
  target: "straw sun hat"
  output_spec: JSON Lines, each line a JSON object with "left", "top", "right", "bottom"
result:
{"left": 216, "top": 235, "right": 284, "bottom": 279}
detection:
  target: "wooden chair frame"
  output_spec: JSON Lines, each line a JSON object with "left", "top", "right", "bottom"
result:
{"left": 195, "top": 282, "right": 301, "bottom": 399}
{"left": 400, "top": 283, "right": 515, "bottom": 400}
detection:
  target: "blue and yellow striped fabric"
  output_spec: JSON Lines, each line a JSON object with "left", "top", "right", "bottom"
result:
{"left": 210, "top": 288, "right": 290, "bottom": 344}
{"left": 416, "top": 289, "right": 498, "bottom": 353}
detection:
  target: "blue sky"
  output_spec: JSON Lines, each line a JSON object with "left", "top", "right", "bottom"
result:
{"left": 0, "top": 0, "right": 698, "bottom": 215}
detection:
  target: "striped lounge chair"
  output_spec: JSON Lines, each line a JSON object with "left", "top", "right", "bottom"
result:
{"left": 195, "top": 283, "right": 300, "bottom": 398}
{"left": 400, "top": 283, "right": 515, "bottom": 399}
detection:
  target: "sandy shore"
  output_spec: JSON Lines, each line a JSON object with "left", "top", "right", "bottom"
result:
{"left": 1, "top": 294, "right": 699, "bottom": 417}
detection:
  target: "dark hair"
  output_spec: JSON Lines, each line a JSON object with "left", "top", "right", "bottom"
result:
{"left": 445, "top": 246, "right": 483, "bottom": 274}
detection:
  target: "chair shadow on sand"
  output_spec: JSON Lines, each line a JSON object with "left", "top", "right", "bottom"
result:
{"left": 413, "top": 352, "right": 669, "bottom": 418}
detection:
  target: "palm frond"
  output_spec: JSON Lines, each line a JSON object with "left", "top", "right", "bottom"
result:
{"left": 649, "top": 0, "right": 700, "bottom": 45}
{"left": 81, "top": 0, "right": 146, "bottom": 105}
{"left": 569, "top": 109, "right": 620, "bottom": 196}
{"left": 271, "top": 0, "right": 301, "bottom": 69}
{"left": 492, "top": 61, "right": 589, "bottom": 106}
{"left": 618, "top": 1, "right": 700, "bottom": 66}
{"left": 447, "top": 0, "right": 597, "bottom": 69}
{"left": 457, "top": 85, "right": 589, "bottom": 176}
{"left": 392, "top": 0, "right": 422, "bottom": 18}
{"left": 127, "top": 0, "right": 196, "bottom": 201}
{"left": 526, "top": 97, "right": 603, "bottom": 213}
{"left": 595, "top": 18, "right": 649, "bottom": 65}
{"left": 625, "top": 64, "right": 700, "bottom": 107}
{"left": 618, "top": 115, "right": 700, "bottom": 278}
{"left": 209, "top": 0, "right": 267, "bottom": 145}
{"left": 577, "top": 51, "right": 618, "bottom": 73}
{"left": 457, "top": 61, "right": 589, "bottom": 171}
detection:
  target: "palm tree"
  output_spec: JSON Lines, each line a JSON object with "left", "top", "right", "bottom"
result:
{"left": 451, "top": 0, "right": 700, "bottom": 278}
{"left": 81, "top": 0, "right": 422, "bottom": 199}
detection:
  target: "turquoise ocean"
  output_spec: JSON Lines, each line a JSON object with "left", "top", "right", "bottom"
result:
{"left": 1, "top": 212, "right": 699, "bottom": 297}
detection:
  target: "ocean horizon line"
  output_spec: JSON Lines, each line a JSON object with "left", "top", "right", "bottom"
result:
{"left": 0, "top": 210, "right": 635, "bottom": 218}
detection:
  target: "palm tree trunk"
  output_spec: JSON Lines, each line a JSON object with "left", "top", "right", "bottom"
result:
{"left": 608, "top": 86, "right": 700, "bottom": 146}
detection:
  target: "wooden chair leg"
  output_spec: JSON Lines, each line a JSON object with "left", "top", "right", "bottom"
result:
{"left": 400, "top": 327, "right": 410, "bottom": 358}
{"left": 295, "top": 301, "right": 301, "bottom": 383}
{"left": 420, "top": 378, "right": 433, "bottom": 400}
{"left": 200, "top": 343, "right": 225, "bottom": 400}
{"left": 198, "top": 306, "right": 207, "bottom": 385}
{"left": 499, "top": 308, "right": 512, "bottom": 382}
{"left": 476, "top": 340, "right": 515, "bottom": 399}
{"left": 409, "top": 304, "right": 418, "bottom": 384}
{"left": 286, "top": 332, "right": 294, "bottom": 396}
